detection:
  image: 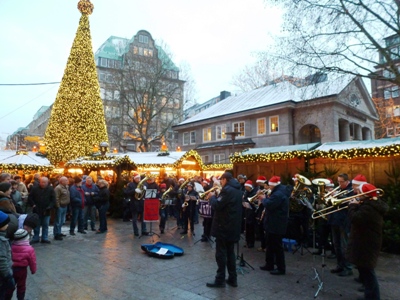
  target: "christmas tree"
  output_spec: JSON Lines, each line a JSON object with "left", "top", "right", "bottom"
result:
{"left": 44, "top": 0, "right": 108, "bottom": 166}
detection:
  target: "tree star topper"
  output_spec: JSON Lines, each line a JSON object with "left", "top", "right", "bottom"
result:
{"left": 78, "top": 0, "right": 94, "bottom": 15}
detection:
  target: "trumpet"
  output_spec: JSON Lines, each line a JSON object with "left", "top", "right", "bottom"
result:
{"left": 248, "top": 189, "right": 270, "bottom": 203}
{"left": 312, "top": 188, "right": 384, "bottom": 219}
{"left": 198, "top": 186, "right": 219, "bottom": 200}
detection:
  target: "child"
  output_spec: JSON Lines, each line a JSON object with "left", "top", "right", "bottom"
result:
{"left": 0, "top": 210, "right": 14, "bottom": 299}
{"left": 5, "top": 229, "right": 37, "bottom": 300}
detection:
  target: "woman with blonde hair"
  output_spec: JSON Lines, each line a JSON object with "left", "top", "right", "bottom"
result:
{"left": 95, "top": 180, "right": 110, "bottom": 234}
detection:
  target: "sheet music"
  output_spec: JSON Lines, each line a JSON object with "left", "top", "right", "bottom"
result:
{"left": 145, "top": 189, "right": 157, "bottom": 199}
{"left": 156, "top": 247, "right": 168, "bottom": 255}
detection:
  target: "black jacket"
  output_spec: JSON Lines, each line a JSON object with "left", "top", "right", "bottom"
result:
{"left": 97, "top": 186, "right": 110, "bottom": 208}
{"left": 346, "top": 198, "right": 388, "bottom": 269}
{"left": 28, "top": 185, "right": 56, "bottom": 217}
{"left": 262, "top": 184, "right": 290, "bottom": 235}
{"left": 210, "top": 179, "right": 242, "bottom": 242}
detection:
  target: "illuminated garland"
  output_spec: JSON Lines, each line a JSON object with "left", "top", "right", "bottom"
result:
{"left": 44, "top": 2, "right": 108, "bottom": 166}
{"left": 230, "top": 150, "right": 310, "bottom": 163}
{"left": 202, "top": 163, "right": 233, "bottom": 171}
{"left": 65, "top": 155, "right": 135, "bottom": 171}
{"left": 0, "top": 164, "right": 54, "bottom": 173}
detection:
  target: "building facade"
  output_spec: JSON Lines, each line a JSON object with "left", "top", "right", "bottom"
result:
{"left": 173, "top": 75, "right": 378, "bottom": 164}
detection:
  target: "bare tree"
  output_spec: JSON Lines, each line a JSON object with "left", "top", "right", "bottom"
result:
{"left": 106, "top": 42, "right": 186, "bottom": 152}
{"left": 179, "top": 61, "right": 198, "bottom": 109}
{"left": 372, "top": 97, "right": 399, "bottom": 138}
{"left": 265, "top": 0, "right": 400, "bottom": 85}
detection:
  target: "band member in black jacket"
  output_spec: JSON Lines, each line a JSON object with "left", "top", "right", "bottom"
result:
{"left": 260, "top": 175, "right": 291, "bottom": 275}
{"left": 242, "top": 180, "right": 257, "bottom": 248}
{"left": 180, "top": 183, "right": 198, "bottom": 235}
{"left": 124, "top": 174, "right": 147, "bottom": 236}
{"left": 207, "top": 172, "right": 242, "bottom": 288}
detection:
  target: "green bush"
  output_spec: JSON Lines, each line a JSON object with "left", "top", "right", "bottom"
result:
{"left": 381, "top": 183, "right": 400, "bottom": 254}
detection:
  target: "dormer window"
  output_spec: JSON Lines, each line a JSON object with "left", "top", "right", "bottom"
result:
{"left": 139, "top": 35, "right": 149, "bottom": 44}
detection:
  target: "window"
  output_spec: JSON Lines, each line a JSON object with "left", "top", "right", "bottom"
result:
{"left": 203, "top": 127, "right": 212, "bottom": 142}
{"left": 232, "top": 121, "right": 245, "bottom": 137}
{"left": 171, "top": 71, "right": 178, "bottom": 79}
{"left": 114, "top": 90, "right": 120, "bottom": 100}
{"left": 190, "top": 131, "right": 196, "bottom": 144}
{"left": 270, "top": 116, "right": 279, "bottom": 133}
{"left": 100, "top": 88, "right": 105, "bottom": 99}
{"left": 106, "top": 74, "right": 113, "bottom": 83}
{"left": 148, "top": 49, "right": 153, "bottom": 57}
{"left": 107, "top": 59, "right": 114, "bottom": 68}
{"left": 214, "top": 154, "right": 225, "bottom": 163}
{"left": 100, "top": 58, "right": 107, "bottom": 67}
{"left": 144, "top": 49, "right": 149, "bottom": 56}
{"left": 257, "top": 118, "right": 266, "bottom": 135}
{"left": 216, "top": 124, "right": 226, "bottom": 140}
{"left": 384, "top": 87, "right": 400, "bottom": 99}
{"left": 99, "top": 73, "right": 106, "bottom": 82}
{"left": 202, "top": 155, "right": 209, "bottom": 164}
{"left": 133, "top": 46, "right": 138, "bottom": 55}
{"left": 183, "top": 132, "right": 190, "bottom": 145}
{"left": 139, "top": 35, "right": 149, "bottom": 44}
{"left": 139, "top": 47, "right": 143, "bottom": 55}
{"left": 115, "top": 61, "right": 121, "bottom": 69}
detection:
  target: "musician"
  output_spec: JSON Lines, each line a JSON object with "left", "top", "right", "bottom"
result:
{"left": 159, "top": 183, "right": 168, "bottom": 234}
{"left": 237, "top": 174, "right": 247, "bottom": 192}
{"left": 351, "top": 174, "right": 367, "bottom": 194}
{"left": 242, "top": 180, "right": 257, "bottom": 248}
{"left": 259, "top": 176, "right": 291, "bottom": 275}
{"left": 124, "top": 174, "right": 147, "bottom": 236}
{"left": 255, "top": 176, "right": 266, "bottom": 244}
{"left": 207, "top": 172, "right": 242, "bottom": 288}
{"left": 346, "top": 183, "right": 388, "bottom": 300}
{"left": 200, "top": 183, "right": 220, "bottom": 242}
{"left": 329, "top": 173, "right": 353, "bottom": 277}
{"left": 161, "top": 173, "right": 176, "bottom": 218}
{"left": 180, "top": 183, "right": 198, "bottom": 235}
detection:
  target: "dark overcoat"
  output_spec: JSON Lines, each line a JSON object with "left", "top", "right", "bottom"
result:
{"left": 262, "top": 184, "right": 290, "bottom": 235}
{"left": 210, "top": 179, "right": 242, "bottom": 242}
{"left": 346, "top": 198, "right": 388, "bottom": 269}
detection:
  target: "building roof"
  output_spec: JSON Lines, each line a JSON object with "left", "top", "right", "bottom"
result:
{"left": 314, "top": 137, "right": 400, "bottom": 151}
{"left": 95, "top": 34, "right": 179, "bottom": 71}
{"left": 241, "top": 142, "right": 321, "bottom": 155}
{"left": 0, "top": 150, "right": 53, "bottom": 171}
{"left": 125, "top": 151, "right": 188, "bottom": 166}
{"left": 195, "top": 138, "right": 255, "bottom": 150}
{"left": 177, "top": 75, "right": 357, "bottom": 126}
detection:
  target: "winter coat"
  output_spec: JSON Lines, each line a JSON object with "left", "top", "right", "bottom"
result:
{"left": 96, "top": 186, "right": 110, "bottom": 209}
{"left": 346, "top": 198, "right": 389, "bottom": 269}
{"left": 82, "top": 183, "right": 100, "bottom": 206}
{"left": 210, "top": 179, "right": 242, "bottom": 242}
{"left": 0, "top": 231, "right": 12, "bottom": 279}
{"left": 328, "top": 183, "right": 354, "bottom": 227}
{"left": 11, "top": 239, "right": 37, "bottom": 274}
{"left": 54, "top": 184, "right": 70, "bottom": 208}
{"left": 125, "top": 181, "right": 144, "bottom": 212}
{"left": 28, "top": 185, "right": 56, "bottom": 217}
{"left": 0, "top": 193, "right": 17, "bottom": 214}
{"left": 262, "top": 184, "right": 291, "bottom": 235}
{"left": 69, "top": 185, "right": 85, "bottom": 208}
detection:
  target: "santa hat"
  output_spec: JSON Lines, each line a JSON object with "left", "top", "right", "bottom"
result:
{"left": 359, "top": 183, "right": 378, "bottom": 199}
{"left": 244, "top": 180, "right": 253, "bottom": 188}
{"left": 256, "top": 176, "right": 267, "bottom": 183}
{"left": 159, "top": 183, "right": 167, "bottom": 189}
{"left": 352, "top": 174, "right": 367, "bottom": 185}
{"left": 14, "top": 229, "right": 29, "bottom": 241}
{"left": 292, "top": 174, "right": 299, "bottom": 181}
{"left": 268, "top": 176, "right": 281, "bottom": 186}
{"left": 133, "top": 173, "right": 141, "bottom": 180}
{"left": 326, "top": 178, "right": 334, "bottom": 187}
{"left": 203, "top": 179, "right": 210, "bottom": 184}
{"left": 178, "top": 178, "right": 185, "bottom": 182}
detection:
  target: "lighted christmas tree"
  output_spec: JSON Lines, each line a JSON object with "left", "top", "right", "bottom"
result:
{"left": 44, "top": 0, "right": 108, "bottom": 165}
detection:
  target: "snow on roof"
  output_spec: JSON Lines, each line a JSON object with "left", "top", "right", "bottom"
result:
{"left": 315, "top": 137, "right": 400, "bottom": 151}
{"left": 242, "top": 143, "right": 321, "bottom": 155}
{"left": 178, "top": 75, "right": 355, "bottom": 126}
{"left": 0, "top": 151, "right": 53, "bottom": 167}
{"left": 125, "top": 151, "right": 187, "bottom": 165}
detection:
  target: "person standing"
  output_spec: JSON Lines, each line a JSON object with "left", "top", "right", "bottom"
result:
{"left": 95, "top": 180, "right": 110, "bottom": 234}
{"left": 346, "top": 183, "right": 388, "bottom": 300}
{"left": 0, "top": 211, "right": 14, "bottom": 299}
{"left": 206, "top": 172, "right": 242, "bottom": 288}
{"left": 124, "top": 174, "right": 147, "bottom": 236}
{"left": 260, "top": 175, "right": 291, "bottom": 275}
{"left": 82, "top": 176, "right": 99, "bottom": 232}
{"left": 53, "top": 177, "right": 70, "bottom": 241}
{"left": 242, "top": 180, "right": 257, "bottom": 248}
{"left": 180, "top": 183, "right": 198, "bottom": 235}
{"left": 4, "top": 229, "right": 37, "bottom": 300}
{"left": 69, "top": 177, "right": 86, "bottom": 235}
{"left": 28, "top": 177, "right": 55, "bottom": 244}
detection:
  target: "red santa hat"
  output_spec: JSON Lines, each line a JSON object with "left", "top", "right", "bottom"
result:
{"left": 178, "top": 178, "right": 185, "bottom": 182}
{"left": 159, "top": 183, "right": 167, "bottom": 189}
{"left": 359, "top": 183, "right": 378, "bottom": 199}
{"left": 268, "top": 176, "right": 281, "bottom": 186}
{"left": 203, "top": 179, "right": 210, "bottom": 184}
{"left": 256, "top": 176, "right": 267, "bottom": 183}
{"left": 244, "top": 180, "right": 253, "bottom": 188}
{"left": 352, "top": 174, "right": 367, "bottom": 185}
{"left": 133, "top": 173, "right": 141, "bottom": 180}
{"left": 326, "top": 178, "right": 334, "bottom": 187}
{"left": 292, "top": 174, "right": 299, "bottom": 181}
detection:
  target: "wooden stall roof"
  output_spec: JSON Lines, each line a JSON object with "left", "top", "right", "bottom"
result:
{"left": 65, "top": 154, "right": 135, "bottom": 171}
{"left": 231, "top": 142, "right": 321, "bottom": 163}
{"left": 311, "top": 137, "right": 400, "bottom": 159}
{"left": 0, "top": 150, "right": 54, "bottom": 172}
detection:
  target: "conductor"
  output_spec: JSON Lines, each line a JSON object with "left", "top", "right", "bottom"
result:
{"left": 206, "top": 172, "right": 242, "bottom": 288}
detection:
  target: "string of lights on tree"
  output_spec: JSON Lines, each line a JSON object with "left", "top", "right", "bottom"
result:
{"left": 44, "top": 0, "right": 108, "bottom": 166}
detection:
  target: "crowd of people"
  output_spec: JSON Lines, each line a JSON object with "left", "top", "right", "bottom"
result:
{"left": 0, "top": 170, "right": 388, "bottom": 300}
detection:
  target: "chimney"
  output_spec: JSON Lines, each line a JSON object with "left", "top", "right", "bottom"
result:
{"left": 220, "top": 91, "right": 231, "bottom": 101}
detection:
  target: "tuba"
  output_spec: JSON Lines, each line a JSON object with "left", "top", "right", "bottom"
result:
{"left": 160, "top": 186, "right": 172, "bottom": 209}
{"left": 134, "top": 176, "right": 148, "bottom": 200}
{"left": 290, "top": 174, "right": 313, "bottom": 213}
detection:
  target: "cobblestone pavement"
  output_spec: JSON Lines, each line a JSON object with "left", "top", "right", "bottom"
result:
{"left": 16, "top": 217, "right": 400, "bottom": 300}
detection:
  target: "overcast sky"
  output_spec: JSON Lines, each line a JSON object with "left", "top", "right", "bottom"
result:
{"left": 0, "top": 0, "right": 282, "bottom": 144}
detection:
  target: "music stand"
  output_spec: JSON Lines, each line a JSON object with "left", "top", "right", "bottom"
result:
{"left": 235, "top": 235, "right": 254, "bottom": 275}
{"left": 140, "top": 191, "right": 160, "bottom": 241}
{"left": 291, "top": 214, "right": 312, "bottom": 256}
{"left": 193, "top": 200, "right": 214, "bottom": 248}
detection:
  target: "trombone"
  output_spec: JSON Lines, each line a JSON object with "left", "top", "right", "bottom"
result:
{"left": 311, "top": 188, "right": 384, "bottom": 219}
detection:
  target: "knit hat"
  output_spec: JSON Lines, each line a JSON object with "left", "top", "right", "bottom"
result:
{"left": 0, "top": 182, "right": 11, "bottom": 193}
{"left": 23, "top": 213, "right": 40, "bottom": 229}
{"left": 159, "top": 183, "right": 167, "bottom": 189}
{"left": 359, "top": 183, "right": 378, "bottom": 199}
{"left": 220, "top": 172, "right": 233, "bottom": 180}
{"left": 0, "top": 211, "right": 10, "bottom": 228}
{"left": 256, "top": 176, "right": 267, "bottom": 183}
{"left": 74, "top": 176, "right": 82, "bottom": 184}
{"left": 244, "top": 180, "right": 253, "bottom": 188}
{"left": 237, "top": 174, "right": 247, "bottom": 180}
{"left": 14, "top": 229, "right": 29, "bottom": 241}
{"left": 352, "top": 174, "right": 367, "bottom": 186}
{"left": 268, "top": 176, "right": 281, "bottom": 186}
{"left": 326, "top": 178, "right": 334, "bottom": 187}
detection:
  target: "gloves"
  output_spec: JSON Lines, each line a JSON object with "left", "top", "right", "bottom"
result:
{"left": 135, "top": 188, "right": 142, "bottom": 194}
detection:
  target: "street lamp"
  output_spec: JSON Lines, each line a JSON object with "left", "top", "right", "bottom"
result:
{"left": 225, "top": 131, "right": 241, "bottom": 153}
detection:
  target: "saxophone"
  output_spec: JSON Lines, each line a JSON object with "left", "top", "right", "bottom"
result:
{"left": 134, "top": 176, "right": 148, "bottom": 200}
{"left": 160, "top": 186, "right": 172, "bottom": 209}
